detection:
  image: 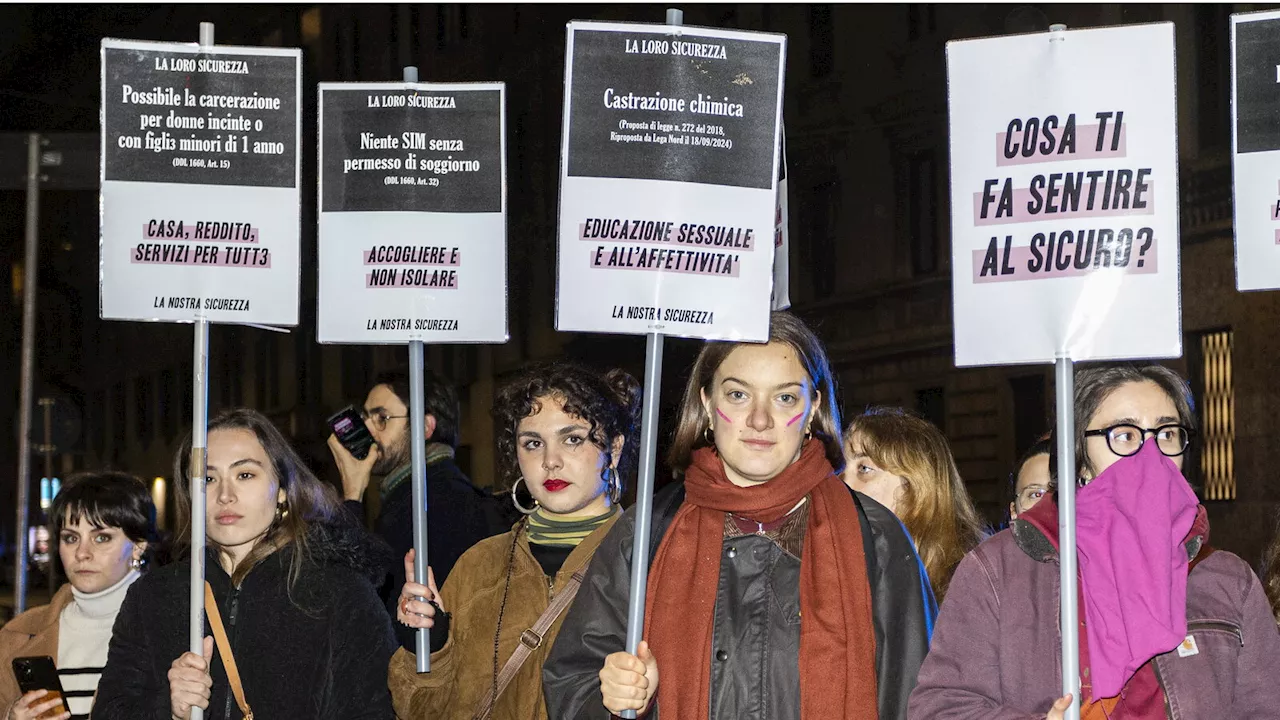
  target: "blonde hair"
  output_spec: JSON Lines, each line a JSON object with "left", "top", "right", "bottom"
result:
{"left": 845, "top": 407, "right": 987, "bottom": 601}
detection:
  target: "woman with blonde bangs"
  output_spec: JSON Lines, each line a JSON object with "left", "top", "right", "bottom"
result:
{"left": 844, "top": 406, "right": 987, "bottom": 602}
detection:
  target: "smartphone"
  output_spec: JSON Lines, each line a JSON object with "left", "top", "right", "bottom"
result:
{"left": 327, "top": 405, "right": 374, "bottom": 460}
{"left": 11, "top": 656, "right": 71, "bottom": 719}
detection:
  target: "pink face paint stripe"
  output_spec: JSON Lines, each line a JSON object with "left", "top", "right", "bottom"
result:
{"left": 786, "top": 413, "right": 804, "bottom": 427}
{"left": 716, "top": 409, "right": 732, "bottom": 424}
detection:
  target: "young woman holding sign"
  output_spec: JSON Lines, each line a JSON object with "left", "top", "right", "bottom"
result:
{"left": 909, "top": 363, "right": 1280, "bottom": 719}
{"left": 388, "top": 362, "right": 639, "bottom": 720}
{"left": 542, "top": 311, "right": 936, "bottom": 720}
{"left": 0, "top": 472, "right": 157, "bottom": 720}
{"left": 843, "top": 407, "right": 988, "bottom": 602}
{"left": 93, "top": 408, "right": 398, "bottom": 720}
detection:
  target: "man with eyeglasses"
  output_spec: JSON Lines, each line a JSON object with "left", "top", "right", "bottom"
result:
{"left": 328, "top": 367, "right": 510, "bottom": 649}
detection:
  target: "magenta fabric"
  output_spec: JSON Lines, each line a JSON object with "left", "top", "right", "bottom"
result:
{"left": 1075, "top": 439, "right": 1199, "bottom": 698}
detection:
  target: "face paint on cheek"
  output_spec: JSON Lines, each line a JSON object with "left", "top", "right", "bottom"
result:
{"left": 716, "top": 408, "right": 732, "bottom": 424}
{"left": 786, "top": 412, "right": 805, "bottom": 427}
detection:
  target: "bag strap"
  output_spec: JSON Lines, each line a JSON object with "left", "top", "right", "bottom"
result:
{"left": 471, "top": 567, "right": 588, "bottom": 720}
{"left": 204, "top": 581, "right": 255, "bottom": 720}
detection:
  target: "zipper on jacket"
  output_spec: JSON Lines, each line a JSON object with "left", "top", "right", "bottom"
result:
{"left": 222, "top": 586, "right": 241, "bottom": 720}
{"left": 1186, "top": 620, "right": 1244, "bottom": 647}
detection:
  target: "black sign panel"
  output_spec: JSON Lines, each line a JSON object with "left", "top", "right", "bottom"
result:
{"left": 320, "top": 87, "right": 503, "bottom": 213}
{"left": 1235, "top": 16, "right": 1280, "bottom": 154}
{"left": 565, "top": 27, "right": 783, "bottom": 190}
{"left": 102, "top": 45, "right": 298, "bottom": 187}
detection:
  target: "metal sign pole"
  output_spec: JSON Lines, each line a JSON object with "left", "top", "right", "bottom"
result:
{"left": 12, "top": 131, "right": 40, "bottom": 614}
{"left": 1055, "top": 352, "right": 1080, "bottom": 720}
{"left": 403, "top": 64, "right": 434, "bottom": 674}
{"left": 619, "top": 13, "right": 682, "bottom": 716}
{"left": 188, "top": 21, "right": 215, "bottom": 720}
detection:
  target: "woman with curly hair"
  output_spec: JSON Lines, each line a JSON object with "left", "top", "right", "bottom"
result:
{"left": 388, "top": 361, "right": 640, "bottom": 720}
{"left": 843, "top": 406, "right": 988, "bottom": 601}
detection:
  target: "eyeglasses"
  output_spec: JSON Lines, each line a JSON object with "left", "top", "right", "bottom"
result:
{"left": 1083, "top": 423, "right": 1193, "bottom": 458}
{"left": 1016, "top": 485, "right": 1048, "bottom": 512}
{"left": 360, "top": 408, "right": 409, "bottom": 431}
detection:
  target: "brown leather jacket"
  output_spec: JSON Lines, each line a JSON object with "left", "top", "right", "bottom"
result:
{"left": 0, "top": 585, "right": 74, "bottom": 713}
{"left": 388, "top": 514, "right": 619, "bottom": 720}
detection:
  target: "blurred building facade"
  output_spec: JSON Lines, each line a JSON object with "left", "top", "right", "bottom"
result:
{"left": 3, "top": 3, "right": 1277, "bottom": 564}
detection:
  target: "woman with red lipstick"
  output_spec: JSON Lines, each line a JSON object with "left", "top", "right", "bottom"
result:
{"left": 93, "top": 408, "right": 398, "bottom": 720}
{"left": 909, "top": 363, "right": 1280, "bottom": 719}
{"left": 388, "top": 361, "right": 639, "bottom": 720}
{"left": 543, "top": 311, "right": 937, "bottom": 720}
{"left": 1, "top": 472, "right": 157, "bottom": 720}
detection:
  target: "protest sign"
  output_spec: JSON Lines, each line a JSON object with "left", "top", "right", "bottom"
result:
{"left": 772, "top": 130, "right": 791, "bottom": 311}
{"left": 317, "top": 82, "right": 507, "bottom": 343}
{"left": 100, "top": 39, "right": 301, "bottom": 325}
{"left": 1231, "top": 10, "right": 1280, "bottom": 292}
{"left": 947, "top": 23, "right": 1181, "bottom": 366}
{"left": 556, "top": 21, "right": 786, "bottom": 342}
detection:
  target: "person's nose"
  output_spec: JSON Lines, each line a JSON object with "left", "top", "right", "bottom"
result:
{"left": 746, "top": 399, "right": 772, "bottom": 432}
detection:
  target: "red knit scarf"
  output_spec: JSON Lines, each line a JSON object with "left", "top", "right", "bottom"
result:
{"left": 644, "top": 440, "right": 880, "bottom": 719}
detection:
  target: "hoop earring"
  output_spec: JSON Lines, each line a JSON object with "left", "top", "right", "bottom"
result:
{"left": 703, "top": 425, "right": 714, "bottom": 445}
{"left": 804, "top": 427, "right": 813, "bottom": 441}
{"left": 605, "top": 466, "right": 622, "bottom": 504}
{"left": 511, "top": 477, "right": 539, "bottom": 515}
{"left": 130, "top": 556, "right": 143, "bottom": 571}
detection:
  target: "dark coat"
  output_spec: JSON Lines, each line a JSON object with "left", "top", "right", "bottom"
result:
{"left": 542, "top": 482, "right": 937, "bottom": 720}
{"left": 345, "top": 456, "right": 513, "bottom": 650}
{"left": 92, "top": 522, "right": 398, "bottom": 720}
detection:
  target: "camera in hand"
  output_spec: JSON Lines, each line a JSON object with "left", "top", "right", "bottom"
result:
{"left": 327, "top": 405, "right": 375, "bottom": 460}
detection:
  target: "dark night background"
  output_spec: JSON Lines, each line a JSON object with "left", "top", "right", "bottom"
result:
{"left": 2, "top": 3, "right": 1279, "bottom": 612}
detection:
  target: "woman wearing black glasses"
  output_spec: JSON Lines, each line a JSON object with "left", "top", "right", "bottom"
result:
{"left": 910, "top": 363, "right": 1280, "bottom": 719}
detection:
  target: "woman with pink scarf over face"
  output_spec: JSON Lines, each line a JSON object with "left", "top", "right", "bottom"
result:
{"left": 908, "top": 363, "right": 1280, "bottom": 720}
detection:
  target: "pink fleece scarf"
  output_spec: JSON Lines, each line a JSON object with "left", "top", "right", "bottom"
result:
{"left": 1075, "top": 439, "right": 1199, "bottom": 698}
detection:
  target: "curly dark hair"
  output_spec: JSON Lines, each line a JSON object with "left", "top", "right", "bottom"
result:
{"left": 492, "top": 361, "right": 641, "bottom": 493}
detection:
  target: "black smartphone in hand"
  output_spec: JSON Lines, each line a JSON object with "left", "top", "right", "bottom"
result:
{"left": 327, "top": 405, "right": 375, "bottom": 460}
{"left": 12, "top": 656, "right": 71, "bottom": 719}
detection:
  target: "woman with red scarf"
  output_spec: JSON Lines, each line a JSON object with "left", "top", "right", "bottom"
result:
{"left": 542, "top": 311, "right": 937, "bottom": 720}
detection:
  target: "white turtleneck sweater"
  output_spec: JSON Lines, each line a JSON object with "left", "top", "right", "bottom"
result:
{"left": 57, "top": 570, "right": 140, "bottom": 720}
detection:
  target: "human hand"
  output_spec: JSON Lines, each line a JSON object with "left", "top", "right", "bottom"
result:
{"left": 168, "top": 636, "right": 214, "bottom": 720}
{"left": 599, "top": 640, "right": 659, "bottom": 715}
{"left": 396, "top": 548, "right": 442, "bottom": 629}
{"left": 327, "top": 433, "right": 380, "bottom": 501}
{"left": 1046, "top": 694, "right": 1074, "bottom": 720}
{"left": 8, "top": 690, "right": 70, "bottom": 720}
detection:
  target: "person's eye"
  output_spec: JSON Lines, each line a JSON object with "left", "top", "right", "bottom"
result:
{"left": 564, "top": 435, "right": 586, "bottom": 447}
{"left": 1112, "top": 429, "right": 1136, "bottom": 443}
{"left": 1029, "top": 489, "right": 1045, "bottom": 499}
{"left": 94, "top": 534, "right": 112, "bottom": 544}
{"left": 60, "top": 534, "right": 76, "bottom": 545}
{"left": 726, "top": 390, "right": 747, "bottom": 402}
{"left": 238, "top": 472, "right": 255, "bottom": 481}
{"left": 777, "top": 393, "right": 798, "bottom": 405}
{"left": 521, "top": 439, "right": 542, "bottom": 451}
{"left": 858, "top": 463, "right": 875, "bottom": 475}
{"left": 205, "top": 475, "right": 215, "bottom": 485}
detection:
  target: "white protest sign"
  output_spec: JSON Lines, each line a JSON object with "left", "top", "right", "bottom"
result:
{"left": 947, "top": 23, "right": 1181, "bottom": 367}
{"left": 556, "top": 21, "right": 786, "bottom": 342}
{"left": 100, "top": 39, "right": 301, "bottom": 325}
{"left": 772, "top": 130, "right": 791, "bottom": 311}
{"left": 1231, "top": 10, "right": 1280, "bottom": 292}
{"left": 317, "top": 82, "right": 507, "bottom": 343}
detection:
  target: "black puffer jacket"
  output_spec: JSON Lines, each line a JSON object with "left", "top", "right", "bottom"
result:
{"left": 543, "top": 482, "right": 937, "bottom": 720}
{"left": 93, "top": 522, "right": 398, "bottom": 720}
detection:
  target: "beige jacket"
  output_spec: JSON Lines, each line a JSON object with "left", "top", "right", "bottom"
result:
{"left": 389, "top": 514, "right": 618, "bottom": 720}
{"left": 0, "top": 584, "right": 73, "bottom": 713}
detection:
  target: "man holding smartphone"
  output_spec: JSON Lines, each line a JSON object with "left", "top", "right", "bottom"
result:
{"left": 328, "top": 366, "right": 511, "bottom": 649}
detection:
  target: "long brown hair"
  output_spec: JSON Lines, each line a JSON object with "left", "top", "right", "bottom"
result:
{"left": 1261, "top": 519, "right": 1280, "bottom": 624}
{"left": 845, "top": 407, "right": 987, "bottom": 601}
{"left": 667, "top": 311, "right": 844, "bottom": 474}
{"left": 173, "top": 408, "right": 344, "bottom": 589}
